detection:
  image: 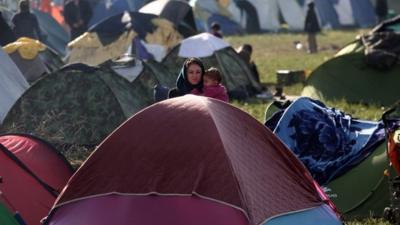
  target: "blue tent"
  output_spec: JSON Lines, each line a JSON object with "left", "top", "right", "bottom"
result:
{"left": 350, "top": 0, "right": 377, "bottom": 27}
{"left": 88, "top": 0, "right": 152, "bottom": 27}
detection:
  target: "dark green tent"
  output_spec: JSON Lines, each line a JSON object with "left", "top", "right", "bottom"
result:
{"left": 324, "top": 143, "right": 389, "bottom": 218}
{"left": 302, "top": 52, "right": 400, "bottom": 106}
{"left": 1, "top": 64, "right": 145, "bottom": 146}
{"left": 162, "top": 46, "right": 262, "bottom": 99}
{"left": 0, "top": 203, "right": 19, "bottom": 225}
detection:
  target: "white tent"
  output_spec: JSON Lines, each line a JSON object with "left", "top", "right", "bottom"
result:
{"left": 178, "top": 32, "right": 230, "bottom": 58}
{"left": 0, "top": 48, "right": 29, "bottom": 123}
{"left": 248, "top": 0, "right": 305, "bottom": 31}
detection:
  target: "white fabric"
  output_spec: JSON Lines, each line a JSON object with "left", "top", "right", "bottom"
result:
{"left": 178, "top": 32, "right": 230, "bottom": 58}
{"left": 138, "top": 0, "right": 169, "bottom": 15}
{"left": 0, "top": 49, "right": 29, "bottom": 123}
{"left": 334, "top": 0, "right": 355, "bottom": 26}
{"left": 112, "top": 60, "right": 144, "bottom": 82}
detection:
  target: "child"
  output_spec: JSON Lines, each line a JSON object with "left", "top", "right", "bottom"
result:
{"left": 192, "top": 67, "right": 229, "bottom": 102}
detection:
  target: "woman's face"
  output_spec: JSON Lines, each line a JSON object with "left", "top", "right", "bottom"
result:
{"left": 187, "top": 64, "right": 202, "bottom": 85}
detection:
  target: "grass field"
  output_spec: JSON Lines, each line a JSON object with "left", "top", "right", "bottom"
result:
{"left": 225, "top": 30, "right": 391, "bottom": 225}
{"left": 224, "top": 30, "right": 386, "bottom": 123}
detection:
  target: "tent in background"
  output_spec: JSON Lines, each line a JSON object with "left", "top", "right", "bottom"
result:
{"left": 190, "top": 0, "right": 244, "bottom": 35}
{"left": 0, "top": 133, "right": 73, "bottom": 225}
{"left": 33, "top": 9, "right": 69, "bottom": 56}
{"left": 68, "top": 11, "right": 182, "bottom": 66}
{"left": 1, "top": 64, "right": 143, "bottom": 146}
{"left": 0, "top": 48, "right": 29, "bottom": 124}
{"left": 140, "top": 0, "right": 198, "bottom": 37}
{"left": 42, "top": 95, "right": 342, "bottom": 225}
{"left": 302, "top": 52, "right": 400, "bottom": 106}
{"left": 247, "top": 0, "right": 305, "bottom": 31}
{"left": 3, "top": 38, "right": 64, "bottom": 84}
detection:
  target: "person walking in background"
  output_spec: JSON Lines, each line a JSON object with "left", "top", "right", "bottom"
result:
{"left": 191, "top": 67, "right": 229, "bottom": 102}
{"left": 63, "top": 0, "right": 92, "bottom": 41}
{"left": 11, "top": 0, "right": 42, "bottom": 40}
{"left": 304, "top": 2, "right": 320, "bottom": 54}
{"left": 375, "top": 0, "right": 388, "bottom": 23}
{"left": 0, "top": 11, "right": 16, "bottom": 46}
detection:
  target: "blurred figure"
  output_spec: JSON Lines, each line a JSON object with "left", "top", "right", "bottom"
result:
{"left": 11, "top": 0, "right": 42, "bottom": 40}
{"left": 304, "top": 2, "right": 320, "bottom": 54}
{"left": 375, "top": 0, "right": 388, "bottom": 23}
{"left": 210, "top": 22, "right": 223, "bottom": 38}
{"left": 0, "top": 11, "right": 16, "bottom": 46}
{"left": 237, "top": 44, "right": 260, "bottom": 83}
{"left": 63, "top": 0, "right": 92, "bottom": 41}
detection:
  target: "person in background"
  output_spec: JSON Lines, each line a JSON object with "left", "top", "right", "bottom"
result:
{"left": 63, "top": 0, "right": 92, "bottom": 41}
{"left": 191, "top": 67, "right": 229, "bottom": 102}
{"left": 11, "top": 0, "right": 42, "bottom": 40}
{"left": 304, "top": 2, "right": 320, "bottom": 54}
{"left": 236, "top": 44, "right": 260, "bottom": 83}
{"left": 375, "top": 0, "right": 388, "bottom": 23}
{"left": 210, "top": 22, "right": 223, "bottom": 39}
{"left": 168, "top": 57, "right": 205, "bottom": 98}
{"left": 0, "top": 11, "right": 16, "bottom": 46}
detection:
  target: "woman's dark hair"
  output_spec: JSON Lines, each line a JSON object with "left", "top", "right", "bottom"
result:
{"left": 184, "top": 57, "right": 205, "bottom": 76}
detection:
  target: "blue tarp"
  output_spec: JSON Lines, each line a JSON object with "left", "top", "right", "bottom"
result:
{"left": 265, "top": 97, "right": 385, "bottom": 185}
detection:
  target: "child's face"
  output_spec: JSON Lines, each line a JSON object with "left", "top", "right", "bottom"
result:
{"left": 203, "top": 76, "right": 218, "bottom": 86}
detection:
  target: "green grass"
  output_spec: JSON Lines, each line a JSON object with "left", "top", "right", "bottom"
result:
{"left": 224, "top": 30, "right": 386, "bottom": 122}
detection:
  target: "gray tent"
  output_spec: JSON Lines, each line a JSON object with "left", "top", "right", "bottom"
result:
{"left": 0, "top": 48, "right": 29, "bottom": 123}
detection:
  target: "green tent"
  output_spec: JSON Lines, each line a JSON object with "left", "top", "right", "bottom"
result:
{"left": 162, "top": 46, "right": 262, "bottom": 99}
{"left": 264, "top": 100, "right": 391, "bottom": 219}
{"left": 324, "top": 143, "right": 390, "bottom": 219}
{"left": 0, "top": 203, "right": 19, "bottom": 225}
{"left": 1, "top": 64, "right": 146, "bottom": 146}
{"left": 302, "top": 52, "right": 400, "bottom": 106}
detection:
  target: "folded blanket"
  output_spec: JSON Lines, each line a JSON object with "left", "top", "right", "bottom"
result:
{"left": 266, "top": 97, "right": 385, "bottom": 185}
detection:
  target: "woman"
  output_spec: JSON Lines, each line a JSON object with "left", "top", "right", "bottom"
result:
{"left": 168, "top": 57, "right": 205, "bottom": 98}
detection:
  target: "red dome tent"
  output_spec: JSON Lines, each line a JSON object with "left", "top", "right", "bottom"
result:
{"left": 44, "top": 95, "right": 341, "bottom": 225}
{"left": 0, "top": 134, "right": 73, "bottom": 225}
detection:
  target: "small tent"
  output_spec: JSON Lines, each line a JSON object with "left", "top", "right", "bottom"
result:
{"left": 0, "top": 134, "right": 73, "bottom": 225}
{"left": 3, "top": 38, "right": 64, "bottom": 83}
{"left": 190, "top": 0, "right": 245, "bottom": 35}
{"left": 140, "top": 0, "right": 198, "bottom": 37}
{"left": 42, "top": 95, "right": 342, "bottom": 225}
{"left": 302, "top": 52, "right": 400, "bottom": 106}
{"left": 162, "top": 32, "right": 262, "bottom": 99}
{"left": 0, "top": 48, "right": 29, "bottom": 124}
{"left": 247, "top": 0, "right": 305, "bottom": 31}
{"left": 68, "top": 11, "right": 182, "bottom": 66}
{"left": 1, "top": 64, "right": 145, "bottom": 146}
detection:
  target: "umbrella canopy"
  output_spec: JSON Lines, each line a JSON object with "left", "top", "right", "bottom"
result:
{"left": 43, "top": 95, "right": 341, "bottom": 225}
{"left": 178, "top": 32, "right": 230, "bottom": 57}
